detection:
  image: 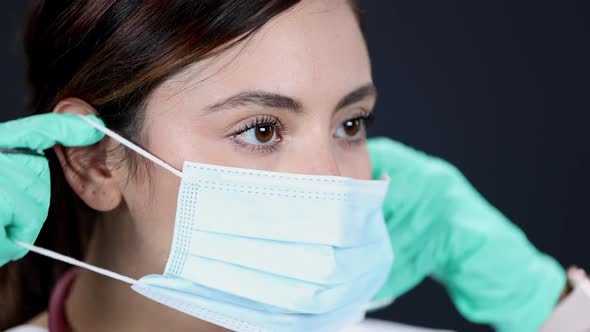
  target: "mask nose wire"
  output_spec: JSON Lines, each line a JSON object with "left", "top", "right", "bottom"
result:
{"left": 78, "top": 115, "right": 183, "bottom": 178}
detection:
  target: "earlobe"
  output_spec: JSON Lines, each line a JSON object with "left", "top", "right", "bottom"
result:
{"left": 52, "top": 98, "right": 123, "bottom": 212}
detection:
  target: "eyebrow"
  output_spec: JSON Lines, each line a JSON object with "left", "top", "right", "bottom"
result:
{"left": 204, "top": 83, "right": 377, "bottom": 114}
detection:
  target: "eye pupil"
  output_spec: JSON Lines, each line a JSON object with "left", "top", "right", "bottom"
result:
{"left": 255, "top": 125, "right": 274, "bottom": 143}
{"left": 344, "top": 119, "right": 360, "bottom": 136}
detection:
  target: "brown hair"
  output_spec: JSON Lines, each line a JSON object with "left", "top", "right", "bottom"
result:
{"left": 0, "top": 0, "right": 302, "bottom": 329}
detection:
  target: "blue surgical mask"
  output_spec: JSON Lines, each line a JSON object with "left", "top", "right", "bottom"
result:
{"left": 19, "top": 115, "right": 394, "bottom": 332}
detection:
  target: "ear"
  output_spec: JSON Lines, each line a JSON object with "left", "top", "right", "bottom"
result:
{"left": 53, "top": 98, "right": 123, "bottom": 212}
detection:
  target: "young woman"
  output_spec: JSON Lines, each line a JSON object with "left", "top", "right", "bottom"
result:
{"left": 0, "top": 1, "right": 570, "bottom": 331}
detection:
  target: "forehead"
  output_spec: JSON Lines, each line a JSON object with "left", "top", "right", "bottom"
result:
{"left": 155, "top": 0, "right": 371, "bottom": 108}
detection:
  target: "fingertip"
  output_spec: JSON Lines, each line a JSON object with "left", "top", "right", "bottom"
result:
{"left": 80, "top": 114, "right": 105, "bottom": 127}
{"left": 58, "top": 114, "right": 106, "bottom": 147}
{"left": 11, "top": 246, "right": 29, "bottom": 261}
{"left": 0, "top": 239, "right": 28, "bottom": 264}
{"left": 81, "top": 115, "right": 106, "bottom": 144}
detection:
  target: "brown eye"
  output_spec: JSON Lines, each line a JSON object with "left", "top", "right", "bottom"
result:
{"left": 343, "top": 119, "right": 361, "bottom": 137}
{"left": 255, "top": 125, "right": 274, "bottom": 143}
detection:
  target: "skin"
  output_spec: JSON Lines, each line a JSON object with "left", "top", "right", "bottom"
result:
{"left": 31, "top": 0, "right": 377, "bottom": 331}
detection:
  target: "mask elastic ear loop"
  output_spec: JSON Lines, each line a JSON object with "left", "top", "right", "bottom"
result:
{"left": 14, "top": 240, "right": 138, "bottom": 285}
{"left": 78, "top": 115, "right": 183, "bottom": 178}
{"left": 12, "top": 115, "right": 182, "bottom": 285}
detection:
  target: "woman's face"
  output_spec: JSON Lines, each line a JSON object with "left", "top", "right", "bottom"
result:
{"left": 107, "top": 0, "right": 376, "bottom": 274}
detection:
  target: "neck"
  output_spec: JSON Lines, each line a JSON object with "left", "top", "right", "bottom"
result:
{"left": 64, "top": 208, "right": 226, "bottom": 332}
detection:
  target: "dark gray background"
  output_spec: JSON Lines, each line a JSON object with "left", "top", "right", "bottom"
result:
{"left": 1, "top": 1, "right": 588, "bottom": 331}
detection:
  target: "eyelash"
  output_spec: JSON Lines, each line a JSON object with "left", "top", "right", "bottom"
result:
{"left": 339, "top": 111, "right": 375, "bottom": 146}
{"left": 230, "top": 112, "right": 375, "bottom": 154}
{"left": 231, "top": 115, "right": 286, "bottom": 154}
{"left": 348, "top": 111, "right": 375, "bottom": 129}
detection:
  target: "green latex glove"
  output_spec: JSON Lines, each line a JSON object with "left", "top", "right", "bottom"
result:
{"left": 367, "top": 137, "right": 566, "bottom": 332}
{"left": 0, "top": 114, "right": 104, "bottom": 267}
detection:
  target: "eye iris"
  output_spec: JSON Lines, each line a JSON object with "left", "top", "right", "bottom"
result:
{"left": 344, "top": 119, "right": 360, "bottom": 136}
{"left": 255, "top": 125, "right": 274, "bottom": 143}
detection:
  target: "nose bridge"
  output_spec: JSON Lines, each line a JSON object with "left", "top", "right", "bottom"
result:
{"left": 299, "top": 139, "right": 341, "bottom": 177}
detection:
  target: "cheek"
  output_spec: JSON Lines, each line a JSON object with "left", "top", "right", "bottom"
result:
{"left": 122, "top": 166, "right": 181, "bottom": 272}
{"left": 338, "top": 144, "right": 372, "bottom": 180}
